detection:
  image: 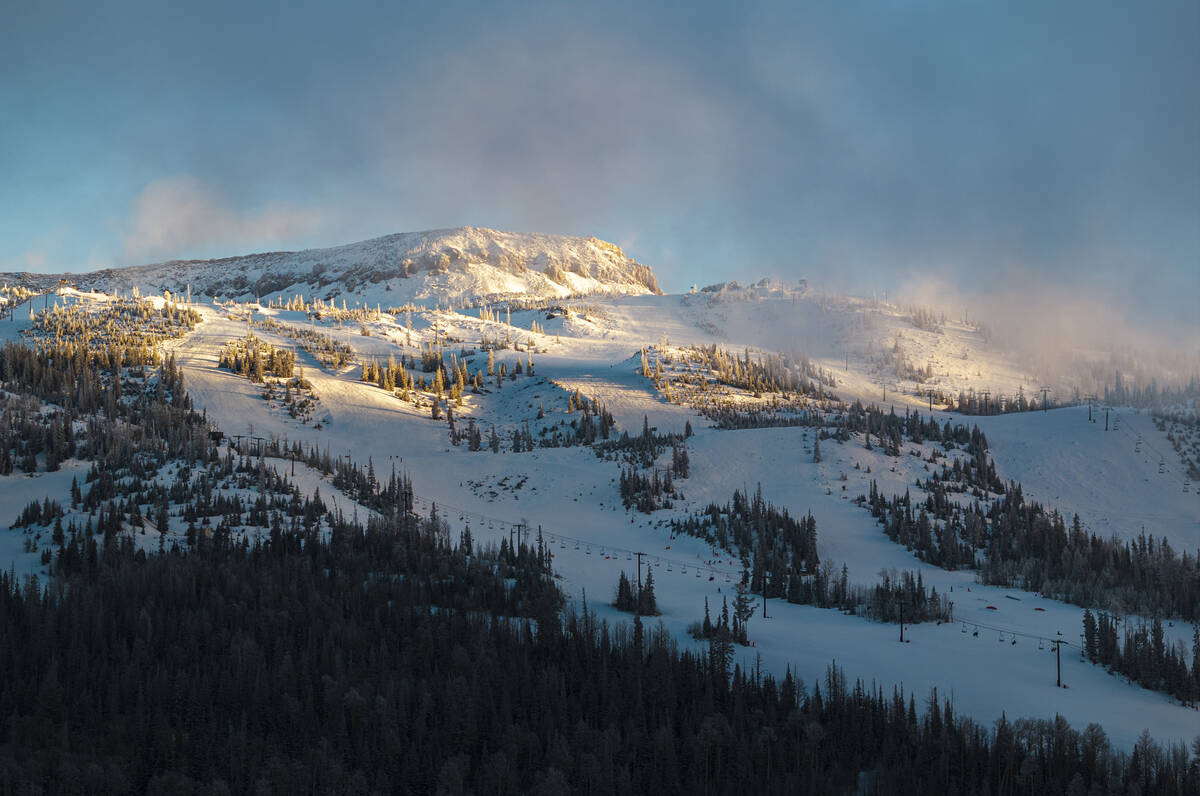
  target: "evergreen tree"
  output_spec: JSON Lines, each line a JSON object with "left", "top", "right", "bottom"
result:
{"left": 615, "top": 571, "right": 635, "bottom": 612}
{"left": 638, "top": 569, "right": 659, "bottom": 616}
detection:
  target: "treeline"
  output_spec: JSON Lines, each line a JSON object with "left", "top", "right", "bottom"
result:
{"left": 708, "top": 406, "right": 816, "bottom": 430}
{"left": 1083, "top": 611, "right": 1200, "bottom": 707}
{"left": 1106, "top": 371, "right": 1200, "bottom": 412}
{"left": 840, "top": 403, "right": 988, "bottom": 459}
{"left": 708, "top": 402, "right": 992, "bottom": 465}
{"left": 230, "top": 438, "right": 416, "bottom": 524}
{"left": 874, "top": 337, "right": 935, "bottom": 384}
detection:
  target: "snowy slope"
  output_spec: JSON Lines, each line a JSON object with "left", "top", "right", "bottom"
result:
{"left": 976, "top": 405, "right": 1200, "bottom": 549}
{"left": 141, "top": 298, "right": 1200, "bottom": 750}
{"left": 0, "top": 269, "right": 1196, "bottom": 752}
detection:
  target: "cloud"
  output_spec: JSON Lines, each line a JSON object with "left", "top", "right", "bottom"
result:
{"left": 350, "top": 22, "right": 745, "bottom": 245}
{"left": 122, "top": 177, "right": 322, "bottom": 263}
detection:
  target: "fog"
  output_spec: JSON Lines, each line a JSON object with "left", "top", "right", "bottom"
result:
{"left": 1, "top": 1, "right": 1196, "bottom": 365}
{"left": 888, "top": 277, "right": 1200, "bottom": 395}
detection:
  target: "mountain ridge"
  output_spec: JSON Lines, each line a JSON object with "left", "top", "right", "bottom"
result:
{"left": 0, "top": 226, "right": 662, "bottom": 305}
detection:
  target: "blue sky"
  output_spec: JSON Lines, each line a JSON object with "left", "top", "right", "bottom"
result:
{"left": 1, "top": 1, "right": 1196, "bottom": 329}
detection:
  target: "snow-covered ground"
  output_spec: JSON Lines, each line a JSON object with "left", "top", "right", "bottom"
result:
{"left": 0, "top": 288, "right": 1196, "bottom": 751}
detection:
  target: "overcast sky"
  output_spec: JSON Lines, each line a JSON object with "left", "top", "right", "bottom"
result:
{"left": 1, "top": 1, "right": 1196, "bottom": 330}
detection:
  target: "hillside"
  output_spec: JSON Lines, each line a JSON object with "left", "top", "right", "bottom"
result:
{"left": 0, "top": 226, "right": 661, "bottom": 307}
{"left": 0, "top": 253, "right": 1196, "bottom": 768}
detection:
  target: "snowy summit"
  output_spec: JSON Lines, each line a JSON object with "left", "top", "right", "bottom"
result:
{"left": 2, "top": 227, "right": 662, "bottom": 307}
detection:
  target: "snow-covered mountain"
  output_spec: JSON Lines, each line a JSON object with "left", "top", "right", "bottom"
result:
{"left": 1, "top": 227, "right": 661, "bottom": 306}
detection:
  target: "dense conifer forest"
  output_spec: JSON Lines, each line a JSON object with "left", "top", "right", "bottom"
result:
{"left": 4, "top": 499, "right": 1199, "bottom": 793}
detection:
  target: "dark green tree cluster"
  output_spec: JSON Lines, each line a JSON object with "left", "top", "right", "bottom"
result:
{"left": 591, "top": 415, "right": 682, "bottom": 468}
{"left": 0, "top": 342, "right": 202, "bottom": 478}
{"left": 619, "top": 466, "right": 680, "bottom": 512}
{"left": 866, "top": 481, "right": 1200, "bottom": 623}
{"left": 707, "top": 406, "right": 817, "bottom": 430}
{"left": 787, "top": 564, "right": 953, "bottom": 625}
{"left": 1082, "top": 610, "right": 1199, "bottom": 706}
{"left": 11, "top": 498, "right": 64, "bottom": 529}
{"left": 954, "top": 388, "right": 1038, "bottom": 415}
{"left": 865, "top": 484, "right": 978, "bottom": 571}
{"left": 613, "top": 569, "right": 658, "bottom": 616}
{"left": 691, "top": 590, "right": 752, "bottom": 651}
{"left": 671, "top": 484, "right": 819, "bottom": 594}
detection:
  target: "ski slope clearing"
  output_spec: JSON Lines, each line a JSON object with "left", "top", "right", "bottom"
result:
{"left": 155, "top": 299, "right": 1199, "bottom": 750}
{"left": 975, "top": 405, "right": 1200, "bottom": 550}
{"left": 0, "top": 287, "right": 1195, "bottom": 754}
